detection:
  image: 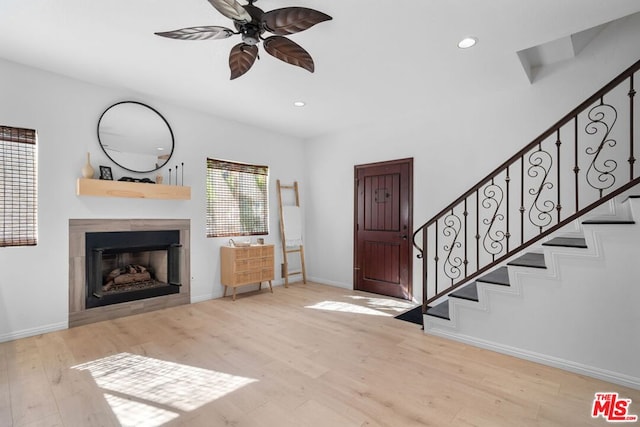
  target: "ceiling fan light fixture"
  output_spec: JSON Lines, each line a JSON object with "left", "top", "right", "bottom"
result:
{"left": 156, "top": 0, "right": 332, "bottom": 79}
{"left": 457, "top": 37, "right": 478, "bottom": 49}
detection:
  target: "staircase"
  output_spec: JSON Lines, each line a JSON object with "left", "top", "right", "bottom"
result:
{"left": 424, "top": 196, "right": 640, "bottom": 388}
{"left": 412, "top": 59, "right": 640, "bottom": 389}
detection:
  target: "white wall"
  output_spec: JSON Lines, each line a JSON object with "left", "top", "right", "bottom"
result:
{"left": 0, "top": 58, "right": 305, "bottom": 341}
{"left": 303, "top": 13, "right": 640, "bottom": 302}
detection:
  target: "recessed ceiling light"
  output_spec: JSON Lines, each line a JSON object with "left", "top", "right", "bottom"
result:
{"left": 293, "top": 101, "right": 306, "bottom": 107}
{"left": 458, "top": 37, "right": 478, "bottom": 49}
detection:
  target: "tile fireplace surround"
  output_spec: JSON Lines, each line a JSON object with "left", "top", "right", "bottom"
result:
{"left": 69, "top": 219, "right": 191, "bottom": 328}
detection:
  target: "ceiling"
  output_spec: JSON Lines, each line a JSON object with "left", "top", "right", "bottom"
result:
{"left": 1, "top": 0, "right": 640, "bottom": 140}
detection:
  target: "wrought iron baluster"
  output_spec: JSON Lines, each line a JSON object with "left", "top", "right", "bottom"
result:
{"left": 463, "top": 198, "right": 468, "bottom": 278}
{"left": 520, "top": 156, "right": 525, "bottom": 244}
{"left": 585, "top": 97, "right": 618, "bottom": 198}
{"left": 505, "top": 166, "right": 510, "bottom": 252}
{"left": 630, "top": 74, "right": 636, "bottom": 180}
{"left": 556, "top": 130, "right": 562, "bottom": 223}
{"left": 475, "top": 189, "right": 480, "bottom": 274}
{"left": 482, "top": 178, "right": 506, "bottom": 262}
{"left": 443, "top": 208, "right": 463, "bottom": 284}
{"left": 527, "top": 142, "right": 555, "bottom": 233}
{"left": 574, "top": 116, "right": 580, "bottom": 212}
{"left": 423, "top": 226, "right": 428, "bottom": 311}
{"left": 434, "top": 220, "right": 439, "bottom": 296}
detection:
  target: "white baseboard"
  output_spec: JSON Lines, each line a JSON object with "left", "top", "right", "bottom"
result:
{"left": 0, "top": 321, "right": 67, "bottom": 343}
{"left": 426, "top": 328, "right": 640, "bottom": 390}
{"left": 190, "top": 293, "right": 214, "bottom": 303}
{"left": 306, "top": 276, "right": 352, "bottom": 289}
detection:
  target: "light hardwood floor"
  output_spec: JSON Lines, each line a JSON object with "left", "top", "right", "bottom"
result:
{"left": 1, "top": 282, "right": 637, "bottom": 426}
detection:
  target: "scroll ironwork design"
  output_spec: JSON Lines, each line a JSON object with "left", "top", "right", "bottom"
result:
{"left": 413, "top": 59, "right": 640, "bottom": 311}
{"left": 442, "top": 212, "right": 463, "bottom": 281}
{"left": 481, "top": 181, "right": 506, "bottom": 256}
{"left": 527, "top": 147, "right": 555, "bottom": 230}
{"left": 585, "top": 102, "right": 618, "bottom": 194}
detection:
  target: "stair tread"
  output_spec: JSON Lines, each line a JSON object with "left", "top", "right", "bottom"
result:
{"left": 507, "top": 252, "right": 546, "bottom": 269}
{"left": 542, "top": 237, "right": 587, "bottom": 248}
{"left": 425, "top": 301, "right": 450, "bottom": 320}
{"left": 582, "top": 219, "right": 635, "bottom": 224}
{"left": 449, "top": 282, "right": 479, "bottom": 302}
{"left": 476, "top": 266, "right": 510, "bottom": 286}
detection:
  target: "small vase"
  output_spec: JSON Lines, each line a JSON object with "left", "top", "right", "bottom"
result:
{"left": 81, "top": 152, "right": 95, "bottom": 179}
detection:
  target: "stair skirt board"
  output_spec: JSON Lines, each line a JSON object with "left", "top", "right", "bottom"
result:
{"left": 424, "top": 328, "right": 640, "bottom": 390}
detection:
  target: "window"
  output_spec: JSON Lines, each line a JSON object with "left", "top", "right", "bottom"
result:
{"left": 0, "top": 126, "right": 37, "bottom": 247}
{"left": 206, "top": 158, "right": 268, "bottom": 237}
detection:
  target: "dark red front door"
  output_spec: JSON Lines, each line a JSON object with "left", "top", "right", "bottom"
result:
{"left": 354, "top": 158, "right": 412, "bottom": 300}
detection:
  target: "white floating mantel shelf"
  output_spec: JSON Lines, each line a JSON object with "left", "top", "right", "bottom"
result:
{"left": 76, "top": 178, "right": 191, "bottom": 200}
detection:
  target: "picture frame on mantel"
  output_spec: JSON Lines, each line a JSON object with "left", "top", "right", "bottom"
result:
{"left": 99, "top": 165, "right": 113, "bottom": 180}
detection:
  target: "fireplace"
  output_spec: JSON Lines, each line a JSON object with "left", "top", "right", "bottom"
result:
{"left": 85, "top": 230, "right": 181, "bottom": 308}
{"left": 69, "top": 219, "right": 190, "bottom": 327}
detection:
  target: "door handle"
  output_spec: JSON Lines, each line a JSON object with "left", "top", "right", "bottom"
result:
{"left": 399, "top": 235, "right": 408, "bottom": 240}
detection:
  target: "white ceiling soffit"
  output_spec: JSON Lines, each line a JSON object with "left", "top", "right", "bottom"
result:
{"left": 517, "top": 18, "right": 617, "bottom": 83}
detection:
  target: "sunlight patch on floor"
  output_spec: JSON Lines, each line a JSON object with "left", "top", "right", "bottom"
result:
{"left": 72, "top": 352, "right": 257, "bottom": 426}
{"left": 104, "top": 393, "right": 179, "bottom": 426}
{"left": 346, "top": 295, "right": 416, "bottom": 312}
{"left": 305, "top": 300, "right": 392, "bottom": 316}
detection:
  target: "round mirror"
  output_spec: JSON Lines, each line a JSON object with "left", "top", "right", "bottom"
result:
{"left": 97, "top": 101, "right": 174, "bottom": 173}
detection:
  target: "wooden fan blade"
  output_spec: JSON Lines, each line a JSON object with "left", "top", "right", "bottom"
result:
{"left": 263, "top": 36, "right": 314, "bottom": 72}
{"left": 229, "top": 43, "right": 259, "bottom": 79}
{"left": 262, "top": 7, "right": 332, "bottom": 35}
{"left": 207, "top": 0, "right": 252, "bottom": 23}
{"left": 155, "top": 26, "right": 235, "bottom": 40}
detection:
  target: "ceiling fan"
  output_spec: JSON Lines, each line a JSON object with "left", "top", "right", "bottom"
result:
{"left": 155, "top": 0, "right": 332, "bottom": 79}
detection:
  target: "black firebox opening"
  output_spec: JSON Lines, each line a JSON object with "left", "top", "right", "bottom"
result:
{"left": 85, "top": 230, "right": 181, "bottom": 308}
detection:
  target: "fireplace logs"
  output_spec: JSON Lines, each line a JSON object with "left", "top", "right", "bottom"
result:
{"left": 103, "top": 264, "right": 152, "bottom": 292}
{"left": 85, "top": 230, "right": 182, "bottom": 308}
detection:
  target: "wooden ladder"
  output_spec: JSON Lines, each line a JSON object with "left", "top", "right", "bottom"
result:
{"left": 277, "top": 180, "right": 307, "bottom": 287}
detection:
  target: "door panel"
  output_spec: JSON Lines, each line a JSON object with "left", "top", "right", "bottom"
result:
{"left": 363, "top": 241, "right": 400, "bottom": 284}
{"left": 355, "top": 158, "right": 412, "bottom": 300}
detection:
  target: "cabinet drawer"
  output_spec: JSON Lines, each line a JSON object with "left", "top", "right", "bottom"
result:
{"left": 234, "top": 257, "right": 272, "bottom": 271}
{"left": 234, "top": 259, "right": 249, "bottom": 271}
{"left": 233, "top": 247, "right": 262, "bottom": 259}
{"left": 236, "top": 270, "right": 262, "bottom": 284}
{"left": 259, "top": 257, "right": 272, "bottom": 268}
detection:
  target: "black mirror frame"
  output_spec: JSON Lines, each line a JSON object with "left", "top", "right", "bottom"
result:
{"left": 97, "top": 101, "right": 175, "bottom": 174}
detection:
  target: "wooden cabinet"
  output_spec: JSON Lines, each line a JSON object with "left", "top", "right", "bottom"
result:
{"left": 220, "top": 244, "right": 274, "bottom": 300}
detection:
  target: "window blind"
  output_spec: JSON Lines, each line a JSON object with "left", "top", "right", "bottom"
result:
{"left": 0, "top": 126, "right": 37, "bottom": 247}
{"left": 206, "top": 158, "right": 268, "bottom": 237}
